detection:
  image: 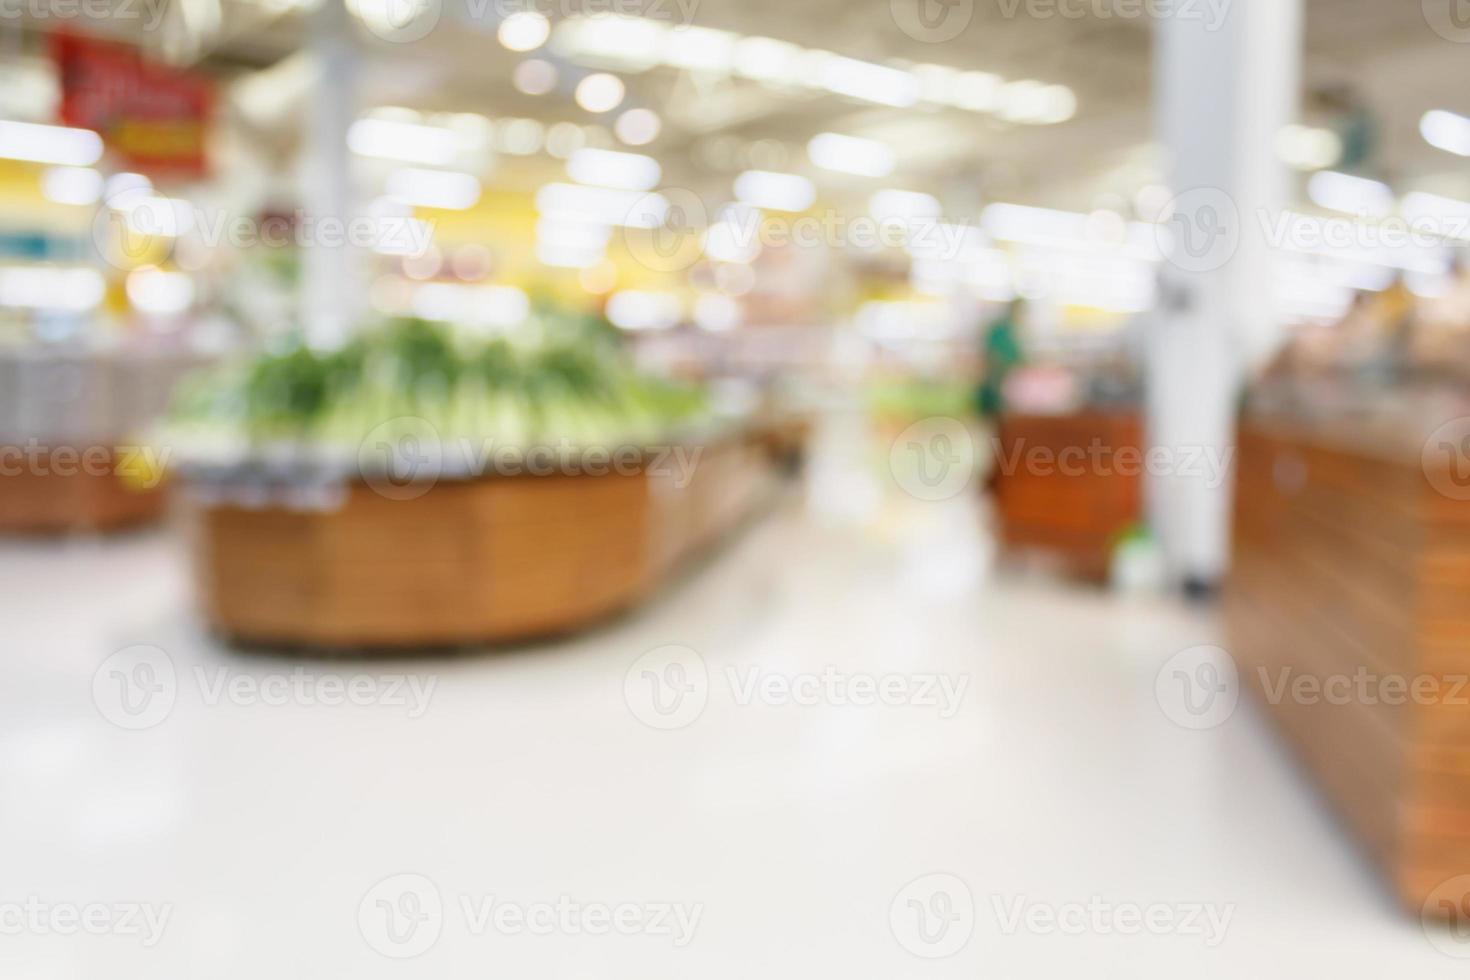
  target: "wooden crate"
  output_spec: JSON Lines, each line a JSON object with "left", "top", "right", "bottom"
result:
{"left": 186, "top": 431, "right": 778, "bottom": 649}
{"left": 1227, "top": 422, "right": 1470, "bottom": 915}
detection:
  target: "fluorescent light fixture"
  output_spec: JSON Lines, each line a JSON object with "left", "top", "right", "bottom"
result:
{"left": 1421, "top": 110, "right": 1470, "bottom": 157}
{"left": 536, "top": 182, "right": 667, "bottom": 228}
{"left": 606, "top": 289, "right": 681, "bottom": 330}
{"left": 663, "top": 26, "right": 737, "bottom": 73}
{"left": 734, "top": 170, "right": 814, "bottom": 212}
{"left": 513, "top": 59, "right": 558, "bottom": 95}
{"left": 498, "top": 11, "right": 550, "bottom": 52}
{"left": 999, "top": 80, "right": 1048, "bottom": 122}
{"left": 536, "top": 241, "right": 607, "bottom": 268}
{"left": 807, "top": 132, "right": 895, "bottom": 178}
{"left": 982, "top": 202, "right": 1158, "bottom": 260}
{"left": 953, "top": 71, "right": 1001, "bottom": 112}
{"left": 819, "top": 55, "right": 918, "bottom": 107}
{"left": 1401, "top": 191, "right": 1470, "bottom": 241}
{"left": 0, "top": 266, "right": 105, "bottom": 311}
{"left": 41, "top": 167, "right": 102, "bottom": 205}
{"left": 575, "top": 73, "right": 626, "bottom": 113}
{"left": 536, "top": 217, "right": 613, "bottom": 249}
{"left": 733, "top": 36, "right": 800, "bottom": 82}
{"left": 126, "top": 267, "right": 194, "bottom": 315}
{"left": 1307, "top": 170, "right": 1394, "bottom": 217}
{"left": 614, "top": 108, "right": 661, "bottom": 146}
{"left": 386, "top": 168, "right": 481, "bottom": 210}
{"left": 913, "top": 63, "right": 958, "bottom": 104}
{"left": 553, "top": 15, "right": 666, "bottom": 72}
{"left": 870, "top": 189, "right": 940, "bottom": 223}
{"left": 1036, "top": 85, "right": 1077, "bottom": 124}
{"left": 0, "top": 120, "right": 102, "bottom": 166}
{"left": 566, "top": 147, "right": 661, "bottom": 190}
{"left": 349, "top": 118, "right": 459, "bottom": 165}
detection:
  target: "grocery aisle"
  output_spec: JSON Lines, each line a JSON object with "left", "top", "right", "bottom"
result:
{"left": 0, "top": 414, "right": 1457, "bottom": 978}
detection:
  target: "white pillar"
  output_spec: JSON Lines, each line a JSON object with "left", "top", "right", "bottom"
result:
{"left": 299, "top": 0, "right": 361, "bottom": 349}
{"left": 1148, "top": 0, "right": 1302, "bottom": 590}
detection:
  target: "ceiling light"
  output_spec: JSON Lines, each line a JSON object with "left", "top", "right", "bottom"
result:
{"left": 807, "top": 132, "right": 895, "bottom": 178}
{"left": 1401, "top": 191, "right": 1470, "bottom": 241}
{"left": 513, "top": 59, "right": 558, "bottom": 95}
{"left": 553, "top": 14, "right": 666, "bottom": 72}
{"left": 0, "top": 120, "right": 102, "bottom": 166}
{"left": 385, "top": 168, "right": 481, "bottom": 210}
{"left": 498, "top": 11, "right": 550, "bottom": 52}
{"left": 733, "top": 36, "right": 800, "bottom": 82}
{"left": 566, "top": 147, "right": 661, "bottom": 190}
{"left": 733, "top": 170, "right": 814, "bottom": 212}
{"left": 819, "top": 55, "right": 918, "bottom": 108}
{"left": 536, "top": 217, "right": 613, "bottom": 250}
{"left": 536, "top": 241, "right": 607, "bottom": 268}
{"left": 41, "top": 167, "right": 102, "bottom": 205}
{"left": 913, "top": 63, "right": 958, "bottom": 104}
{"left": 1307, "top": 170, "right": 1394, "bottom": 217}
{"left": 1421, "top": 109, "right": 1470, "bottom": 157}
{"left": 614, "top": 107, "right": 661, "bottom": 146}
{"left": 999, "top": 80, "right": 1049, "bottom": 122}
{"left": 953, "top": 71, "right": 1001, "bottom": 112}
{"left": 870, "top": 189, "right": 940, "bottom": 223}
{"left": 575, "top": 73, "right": 626, "bottom": 113}
{"left": 536, "top": 182, "right": 667, "bottom": 227}
{"left": 349, "top": 118, "right": 459, "bottom": 165}
{"left": 1037, "top": 85, "right": 1077, "bottom": 124}
{"left": 703, "top": 205, "right": 761, "bottom": 264}
{"left": 663, "top": 26, "right": 737, "bottom": 74}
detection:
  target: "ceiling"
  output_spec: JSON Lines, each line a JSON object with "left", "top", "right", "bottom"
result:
{"left": 7, "top": 0, "right": 1469, "bottom": 212}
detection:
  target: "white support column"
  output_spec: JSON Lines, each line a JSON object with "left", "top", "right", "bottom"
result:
{"left": 299, "top": 0, "right": 361, "bottom": 349}
{"left": 1148, "top": 0, "right": 1302, "bottom": 591}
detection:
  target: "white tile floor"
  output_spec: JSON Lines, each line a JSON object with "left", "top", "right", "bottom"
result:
{"left": 1, "top": 414, "right": 1465, "bottom": 977}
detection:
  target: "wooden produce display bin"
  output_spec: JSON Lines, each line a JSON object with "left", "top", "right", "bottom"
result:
{"left": 1227, "top": 420, "right": 1470, "bottom": 915}
{"left": 992, "top": 411, "right": 1143, "bottom": 579}
{"left": 185, "top": 427, "right": 780, "bottom": 650}
{"left": 0, "top": 447, "right": 165, "bottom": 532}
{"left": 0, "top": 349, "right": 199, "bottom": 533}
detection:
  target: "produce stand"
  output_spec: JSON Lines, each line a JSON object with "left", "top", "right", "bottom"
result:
{"left": 158, "top": 316, "right": 799, "bottom": 649}
{"left": 183, "top": 425, "right": 780, "bottom": 649}
{"left": 0, "top": 349, "right": 197, "bottom": 533}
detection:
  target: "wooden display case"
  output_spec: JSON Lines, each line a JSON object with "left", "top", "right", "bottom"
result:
{"left": 185, "top": 428, "right": 781, "bottom": 649}
{"left": 992, "top": 411, "right": 1143, "bottom": 579}
{"left": 1227, "top": 420, "right": 1470, "bottom": 915}
{"left": 0, "top": 447, "right": 166, "bottom": 533}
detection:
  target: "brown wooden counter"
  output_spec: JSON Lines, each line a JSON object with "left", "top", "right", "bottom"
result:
{"left": 993, "top": 411, "right": 1143, "bottom": 579}
{"left": 1227, "top": 419, "right": 1470, "bottom": 915}
{"left": 184, "top": 428, "right": 781, "bottom": 650}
